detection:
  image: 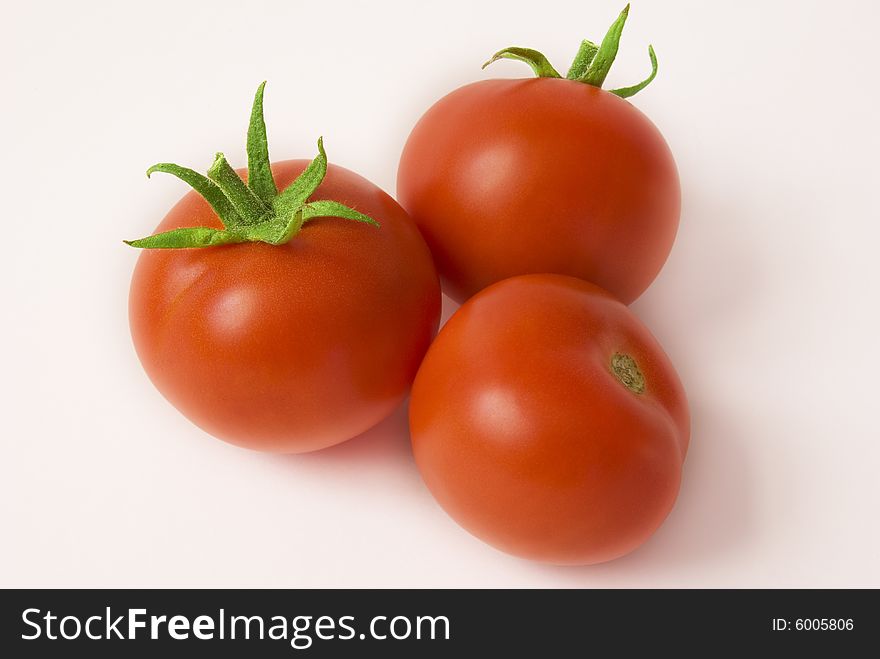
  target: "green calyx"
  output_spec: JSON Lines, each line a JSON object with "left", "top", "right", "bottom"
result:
{"left": 481, "top": 4, "right": 658, "bottom": 99}
{"left": 125, "top": 82, "right": 378, "bottom": 250}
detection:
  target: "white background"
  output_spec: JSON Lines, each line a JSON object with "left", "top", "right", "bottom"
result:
{"left": 2, "top": 0, "right": 878, "bottom": 587}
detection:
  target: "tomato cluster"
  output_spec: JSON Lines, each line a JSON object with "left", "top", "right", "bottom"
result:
{"left": 127, "top": 7, "right": 689, "bottom": 565}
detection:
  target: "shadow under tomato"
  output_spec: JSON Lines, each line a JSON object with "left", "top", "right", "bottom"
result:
{"left": 563, "top": 396, "right": 753, "bottom": 579}
{"left": 288, "top": 293, "right": 463, "bottom": 466}
{"left": 438, "top": 293, "right": 460, "bottom": 327}
{"left": 279, "top": 294, "right": 462, "bottom": 467}
{"left": 277, "top": 399, "right": 415, "bottom": 468}
{"left": 261, "top": 295, "right": 462, "bottom": 494}
{"left": 540, "top": 186, "right": 762, "bottom": 578}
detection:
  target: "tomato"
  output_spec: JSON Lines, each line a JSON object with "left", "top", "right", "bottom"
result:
{"left": 397, "top": 7, "right": 679, "bottom": 304}
{"left": 128, "top": 83, "right": 440, "bottom": 452}
{"left": 131, "top": 160, "right": 440, "bottom": 452}
{"left": 409, "top": 274, "right": 689, "bottom": 564}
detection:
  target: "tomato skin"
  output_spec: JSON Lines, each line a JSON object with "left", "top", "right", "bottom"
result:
{"left": 409, "top": 274, "right": 689, "bottom": 564}
{"left": 130, "top": 160, "right": 441, "bottom": 453}
{"left": 397, "top": 78, "right": 680, "bottom": 304}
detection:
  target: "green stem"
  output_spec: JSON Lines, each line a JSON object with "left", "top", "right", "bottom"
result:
{"left": 207, "top": 153, "right": 271, "bottom": 225}
{"left": 565, "top": 39, "right": 598, "bottom": 80}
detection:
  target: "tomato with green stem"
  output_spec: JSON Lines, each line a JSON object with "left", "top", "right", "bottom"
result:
{"left": 127, "top": 83, "right": 441, "bottom": 453}
{"left": 398, "top": 5, "right": 679, "bottom": 304}
{"left": 409, "top": 274, "right": 689, "bottom": 564}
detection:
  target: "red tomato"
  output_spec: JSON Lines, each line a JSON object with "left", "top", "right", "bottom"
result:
{"left": 409, "top": 274, "right": 689, "bottom": 564}
{"left": 130, "top": 160, "right": 441, "bottom": 453}
{"left": 397, "top": 77, "right": 679, "bottom": 304}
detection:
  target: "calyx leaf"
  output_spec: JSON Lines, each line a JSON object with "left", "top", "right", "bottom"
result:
{"left": 124, "top": 227, "right": 242, "bottom": 249}
{"left": 145, "top": 163, "right": 241, "bottom": 226}
{"left": 246, "top": 81, "right": 278, "bottom": 204}
{"left": 579, "top": 4, "right": 630, "bottom": 87}
{"left": 482, "top": 47, "right": 561, "bottom": 78}
{"left": 272, "top": 137, "right": 328, "bottom": 220}
{"left": 126, "top": 83, "right": 379, "bottom": 250}
{"left": 482, "top": 4, "right": 658, "bottom": 98}
{"left": 610, "top": 45, "right": 658, "bottom": 98}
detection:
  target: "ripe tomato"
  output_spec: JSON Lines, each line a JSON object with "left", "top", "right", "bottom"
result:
{"left": 129, "top": 83, "right": 441, "bottom": 452}
{"left": 397, "top": 7, "right": 679, "bottom": 304}
{"left": 409, "top": 274, "right": 689, "bottom": 564}
{"left": 131, "top": 160, "right": 440, "bottom": 452}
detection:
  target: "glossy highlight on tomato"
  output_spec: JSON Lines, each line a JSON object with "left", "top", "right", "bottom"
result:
{"left": 409, "top": 274, "right": 689, "bottom": 564}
